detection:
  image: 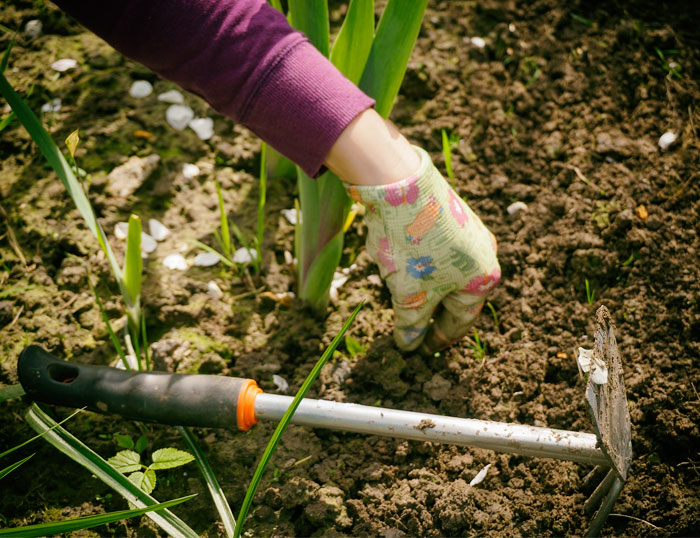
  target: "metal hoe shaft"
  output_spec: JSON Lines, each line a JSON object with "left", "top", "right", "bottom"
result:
{"left": 256, "top": 393, "right": 609, "bottom": 466}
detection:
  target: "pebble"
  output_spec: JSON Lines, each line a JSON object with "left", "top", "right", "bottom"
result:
{"left": 163, "top": 253, "right": 187, "bottom": 270}
{"left": 507, "top": 201, "right": 528, "bottom": 215}
{"left": 41, "top": 98, "right": 62, "bottom": 113}
{"left": 182, "top": 163, "right": 200, "bottom": 179}
{"left": 207, "top": 280, "right": 223, "bottom": 299}
{"left": 166, "top": 104, "right": 194, "bottom": 130}
{"left": 470, "top": 37, "right": 486, "bottom": 48}
{"left": 51, "top": 58, "right": 77, "bottom": 72}
{"left": 281, "top": 208, "right": 298, "bottom": 225}
{"left": 129, "top": 80, "right": 153, "bottom": 98}
{"left": 189, "top": 117, "right": 214, "bottom": 140}
{"left": 157, "top": 89, "right": 184, "bottom": 104}
{"left": 194, "top": 252, "right": 220, "bottom": 267}
{"left": 114, "top": 222, "right": 129, "bottom": 240}
{"left": 25, "top": 19, "right": 42, "bottom": 38}
{"left": 141, "top": 232, "right": 158, "bottom": 254}
{"left": 232, "top": 248, "right": 257, "bottom": 264}
{"left": 658, "top": 131, "right": 677, "bottom": 150}
{"left": 148, "top": 218, "right": 169, "bottom": 241}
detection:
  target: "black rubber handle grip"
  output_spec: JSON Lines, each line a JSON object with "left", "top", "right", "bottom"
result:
{"left": 18, "top": 345, "right": 248, "bottom": 429}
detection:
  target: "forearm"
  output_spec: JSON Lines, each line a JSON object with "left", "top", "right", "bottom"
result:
{"left": 54, "top": 0, "right": 374, "bottom": 178}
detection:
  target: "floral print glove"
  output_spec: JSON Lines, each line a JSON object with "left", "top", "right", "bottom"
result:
{"left": 348, "top": 147, "right": 501, "bottom": 352}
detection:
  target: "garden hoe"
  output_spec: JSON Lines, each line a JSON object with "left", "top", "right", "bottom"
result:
{"left": 18, "top": 306, "right": 632, "bottom": 536}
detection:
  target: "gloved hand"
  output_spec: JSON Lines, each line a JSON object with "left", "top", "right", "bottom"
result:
{"left": 348, "top": 147, "right": 500, "bottom": 352}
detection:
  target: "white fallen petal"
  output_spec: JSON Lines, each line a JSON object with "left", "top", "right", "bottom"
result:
{"left": 114, "top": 222, "right": 129, "bottom": 240}
{"left": 157, "top": 89, "right": 184, "bottom": 104}
{"left": 232, "top": 248, "right": 257, "bottom": 264}
{"left": 189, "top": 117, "right": 214, "bottom": 140}
{"left": 194, "top": 252, "right": 220, "bottom": 267}
{"left": 41, "top": 98, "right": 62, "bottom": 113}
{"left": 469, "top": 463, "right": 491, "bottom": 486}
{"left": 25, "top": 19, "right": 42, "bottom": 38}
{"left": 182, "top": 163, "right": 200, "bottom": 179}
{"left": 281, "top": 208, "right": 298, "bottom": 225}
{"left": 283, "top": 250, "right": 294, "bottom": 265}
{"left": 51, "top": 58, "right": 77, "bottom": 72}
{"left": 115, "top": 354, "right": 139, "bottom": 370}
{"left": 207, "top": 280, "right": 224, "bottom": 299}
{"left": 141, "top": 232, "right": 158, "bottom": 253}
{"left": 590, "top": 364, "right": 609, "bottom": 385}
{"left": 166, "top": 104, "right": 194, "bottom": 130}
{"left": 577, "top": 347, "right": 594, "bottom": 371}
{"left": 507, "top": 201, "right": 528, "bottom": 215}
{"left": 272, "top": 374, "right": 289, "bottom": 393}
{"left": 330, "top": 271, "right": 350, "bottom": 303}
{"left": 658, "top": 131, "right": 677, "bottom": 150}
{"left": 470, "top": 37, "right": 486, "bottom": 48}
{"left": 163, "top": 253, "right": 188, "bottom": 270}
{"left": 129, "top": 80, "right": 153, "bottom": 98}
{"left": 148, "top": 218, "right": 169, "bottom": 241}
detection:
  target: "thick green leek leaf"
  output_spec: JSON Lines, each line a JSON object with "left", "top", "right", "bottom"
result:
{"left": 124, "top": 214, "right": 142, "bottom": 307}
{"left": 330, "top": 0, "right": 374, "bottom": 84}
{"left": 288, "top": 0, "right": 330, "bottom": 57}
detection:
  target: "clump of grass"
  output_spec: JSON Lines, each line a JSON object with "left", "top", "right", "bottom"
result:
{"left": 471, "top": 329, "right": 486, "bottom": 362}
{"left": 585, "top": 278, "right": 596, "bottom": 307}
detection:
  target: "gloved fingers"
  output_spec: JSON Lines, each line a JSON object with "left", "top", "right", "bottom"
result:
{"left": 392, "top": 292, "right": 440, "bottom": 351}
{"left": 421, "top": 292, "right": 485, "bottom": 353}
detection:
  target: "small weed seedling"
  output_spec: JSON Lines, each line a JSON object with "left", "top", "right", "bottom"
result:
{"left": 471, "top": 329, "right": 486, "bottom": 362}
{"left": 654, "top": 47, "right": 682, "bottom": 79}
{"left": 486, "top": 301, "right": 499, "bottom": 332}
{"left": 441, "top": 128, "right": 459, "bottom": 187}
{"left": 585, "top": 278, "right": 596, "bottom": 307}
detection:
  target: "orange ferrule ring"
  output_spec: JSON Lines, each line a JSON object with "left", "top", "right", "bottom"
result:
{"left": 237, "top": 379, "right": 262, "bottom": 431}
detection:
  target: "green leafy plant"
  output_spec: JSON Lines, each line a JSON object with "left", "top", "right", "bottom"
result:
{"left": 288, "top": 0, "right": 428, "bottom": 314}
{"left": 344, "top": 333, "right": 368, "bottom": 359}
{"left": 654, "top": 47, "right": 682, "bottom": 79}
{"left": 235, "top": 301, "right": 363, "bottom": 536}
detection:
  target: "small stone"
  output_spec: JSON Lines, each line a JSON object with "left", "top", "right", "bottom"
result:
{"left": 470, "top": 37, "right": 486, "bottom": 48}
{"left": 163, "top": 253, "right": 187, "bottom": 270}
{"left": 148, "top": 218, "right": 169, "bottom": 241}
{"left": 207, "top": 281, "right": 223, "bottom": 299}
{"left": 635, "top": 204, "right": 648, "bottom": 220}
{"left": 41, "top": 98, "right": 61, "bottom": 113}
{"left": 507, "top": 201, "right": 528, "bottom": 215}
{"left": 658, "top": 131, "right": 677, "bottom": 150}
{"left": 166, "top": 104, "right": 194, "bottom": 130}
{"left": 189, "top": 117, "right": 214, "bottom": 140}
{"left": 157, "top": 89, "right": 184, "bottom": 104}
{"left": 423, "top": 373, "right": 451, "bottom": 401}
{"left": 114, "top": 222, "right": 129, "bottom": 240}
{"left": 367, "top": 274, "right": 382, "bottom": 286}
{"left": 281, "top": 208, "right": 298, "bottom": 225}
{"left": 232, "top": 248, "right": 257, "bottom": 264}
{"left": 25, "top": 19, "right": 42, "bottom": 38}
{"left": 182, "top": 163, "right": 200, "bottom": 179}
{"left": 106, "top": 154, "right": 160, "bottom": 197}
{"left": 141, "top": 232, "right": 157, "bottom": 254}
{"left": 194, "top": 252, "right": 220, "bottom": 267}
{"left": 51, "top": 58, "right": 77, "bottom": 72}
{"left": 129, "top": 80, "right": 153, "bottom": 98}
{"left": 283, "top": 250, "right": 294, "bottom": 265}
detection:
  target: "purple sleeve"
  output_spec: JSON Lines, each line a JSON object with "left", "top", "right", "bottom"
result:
{"left": 53, "top": 0, "right": 375, "bottom": 178}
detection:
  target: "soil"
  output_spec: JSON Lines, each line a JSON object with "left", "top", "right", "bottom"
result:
{"left": 1, "top": 0, "right": 699, "bottom": 536}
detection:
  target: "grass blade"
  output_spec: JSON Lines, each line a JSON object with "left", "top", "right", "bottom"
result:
{"left": 0, "top": 496, "right": 195, "bottom": 537}
{"left": 441, "top": 129, "right": 455, "bottom": 186}
{"left": 0, "top": 72, "right": 124, "bottom": 285}
{"left": 0, "top": 454, "right": 34, "bottom": 480}
{"left": 24, "top": 404, "right": 199, "bottom": 538}
{"left": 176, "top": 426, "right": 235, "bottom": 537}
{"left": 255, "top": 142, "right": 268, "bottom": 274}
{"left": 0, "top": 407, "right": 82, "bottom": 459}
{"left": 191, "top": 239, "right": 235, "bottom": 268}
{"left": 0, "top": 384, "right": 25, "bottom": 403}
{"left": 91, "top": 282, "right": 128, "bottom": 368}
{"left": 288, "top": 0, "right": 330, "bottom": 57}
{"left": 124, "top": 214, "right": 142, "bottom": 311}
{"left": 215, "top": 180, "right": 232, "bottom": 260}
{"left": 359, "top": 0, "right": 428, "bottom": 117}
{"left": 234, "top": 301, "right": 364, "bottom": 537}
{"left": 330, "top": 0, "right": 374, "bottom": 84}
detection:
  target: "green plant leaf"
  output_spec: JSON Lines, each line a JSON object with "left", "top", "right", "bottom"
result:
{"left": 191, "top": 239, "right": 235, "bottom": 268}
{"left": 129, "top": 469, "right": 156, "bottom": 495}
{"left": 0, "top": 495, "right": 195, "bottom": 537}
{"left": 344, "top": 335, "right": 367, "bottom": 358}
{"left": 65, "top": 129, "right": 79, "bottom": 159}
{"left": 0, "top": 407, "right": 82, "bottom": 460}
{"left": 135, "top": 434, "right": 148, "bottom": 454}
{"left": 150, "top": 448, "right": 194, "bottom": 470}
{"left": 24, "top": 404, "right": 198, "bottom": 537}
{"left": 114, "top": 434, "right": 134, "bottom": 450}
{"left": 123, "top": 214, "right": 142, "bottom": 309}
{"left": 0, "top": 454, "right": 33, "bottom": 480}
{"left": 0, "top": 383, "right": 25, "bottom": 403}
{"left": 256, "top": 142, "right": 267, "bottom": 274}
{"left": 107, "top": 449, "right": 141, "bottom": 474}
{"left": 177, "top": 426, "right": 236, "bottom": 537}
{"left": 215, "top": 180, "right": 232, "bottom": 259}
{"left": 235, "top": 301, "right": 364, "bottom": 537}
{"left": 330, "top": 0, "right": 374, "bottom": 84}
{"left": 442, "top": 129, "right": 455, "bottom": 185}
{"left": 288, "top": 0, "right": 330, "bottom": 57}
{"left": 1, "top": 40, "right": 14, "bottom": 74}
{"left": 359, "top": 0, "right": 428, "bottom": 117}
{"left": 0, "top": 285, "right": 34, "bottom": 298}
{"left": 299, "top": 229, "right": 344, "bottom": 313}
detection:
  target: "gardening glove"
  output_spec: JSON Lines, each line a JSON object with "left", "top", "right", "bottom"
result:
{"left": 347, "top": 146, "right": 500, "bottom": 352}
